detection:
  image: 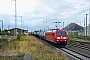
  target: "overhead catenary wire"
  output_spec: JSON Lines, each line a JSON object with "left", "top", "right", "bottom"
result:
{"left": 66, "top": 3, "right": 86, "bottom": 13}
{"left": 49, "top": 1, "right": 90, "bottom": 23}
{"left": 60, "top": 0, "right": 82, "bottom": 12}
{"left": 61, "top": 0, "right": 90, "bottom": 13}
{"left": 62, "top": 9, "right": 89, "bottom": 20}
{"left": 59, "top": 0, "right": 90, "bottom": 19}
{"left": 59, "top": 1, "right": 90, "bottom": 20}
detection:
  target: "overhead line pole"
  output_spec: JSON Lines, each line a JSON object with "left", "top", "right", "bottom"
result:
{"left": 86, "top": 14, "right": 88, "bottom": 40}
{"left": 15, "top": 0, "right": 17, "bottom": 36}
{"left": 19, "top": 16, "right": 22, "bottom": 34}
{"left": 84, "top": 18, "right": 85, "bottom": 36}
{"left": 68, "top": 22, "right": 69, "bottom": 33}
{"left": 12, "top": 0, "right": 17, "bottom": 36}
{"left": 89, "top": 4, "right": 90, "bottom": 36}
{"left": 63, "top": 22, "right": 64, "bottom": 29}
{"left": 8, "top": 25, "right": 10, "bottom": 30}
{"left": 0, "top": 20, "right": 3, "bottom": 31}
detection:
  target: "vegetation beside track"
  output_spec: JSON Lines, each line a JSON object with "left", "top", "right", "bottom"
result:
{"left": 68, "top": 35, "right": 90, "bottom": 46}
{"left": 69, "top": 35, "right": 90, "bottom": 41}
{"left": 0, "top": 38, "right": 8, "bottom": 43}
{"left": 0, "top": 35, "right": 68, "bottom": 60}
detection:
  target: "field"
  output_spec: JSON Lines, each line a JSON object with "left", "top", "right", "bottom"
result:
{"left": 0, "top": 35, "right": 68, "bottom": 60}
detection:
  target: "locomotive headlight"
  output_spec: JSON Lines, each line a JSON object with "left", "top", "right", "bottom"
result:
{"left": 57, "top": 37, "right": 60, "bottom": 39}
{"left": 57, "top": 40, "right": 59, "bottom": 41}
{"left": 63, "top": 37, "right": 66, "bottom": 39}
{"left": 65, "top": 40, "right": 66, "bottom": 41}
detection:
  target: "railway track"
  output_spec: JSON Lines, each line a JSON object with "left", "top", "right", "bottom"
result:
{"left": 58, "top": 41, "right": 90, "bottom": 60}
{"left": 68, "top": 42, "right": 90, "bottom": 51}
{"left": 59, "top": 47, "right": 90, "bottom": 60}
{"left": 35, "top": 36, "right": 90, "bottom": 60}
{"left": 56, "top": 44, "right": 90, "bottom": 60}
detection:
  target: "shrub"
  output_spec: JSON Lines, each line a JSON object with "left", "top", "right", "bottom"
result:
{"left": 17, "top": 34, "right": 24, "bottom": 41}
{"left": 20, "top": 36, "right": 24, "bottom": 41}
{"left": 0, "top": 38, "right": 7, "bottom": 42}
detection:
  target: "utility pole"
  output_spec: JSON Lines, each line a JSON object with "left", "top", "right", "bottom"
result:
{"left": 0, "top": 20, "right": 3, "bottom": 31}
{"left": 68, "top": 22, "right": 69, "bottom": 32}
{"left": 86, "top": 14, "right": 88, "bottom": 40}
{"left": 12, "top": 0, "right": 17, "bottom": 36}
{"left": 89, "top": 3, "right": 90, "bottom": 36}
{"left": 8, "top": 25, "right": 10, "bottom": 30}
{"left": 84, "top": 18, "right": 85, "bottom": 28}
{"left": 45, "top": 19, "right": 48, "bottom": 30}
{"left": 43, "top": 20, "right": 44, "bottom": 31}
{"left": 19, "top": 16, "right": 22, "bottom": 34}
{"left": 23, "top": 21, "right": 24, "bottom": 30}
{"left": 43, "top": 19, "right": 47, "bottom": 31}
{"left": 63, "top": 22, "right": 64, "bottom": 29}
{"left": 84, "top": 18, "right": 85, "bottom": 36}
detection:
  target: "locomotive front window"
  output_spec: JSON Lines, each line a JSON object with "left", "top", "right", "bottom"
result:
{"left": 56, "top": 32, "right": 61, "bottom": 36}
{"left": 56, "top": 32, "right": 66, "bottom": 36}
{"left": 62, "top": 32, "right": 66, "bottom": 36}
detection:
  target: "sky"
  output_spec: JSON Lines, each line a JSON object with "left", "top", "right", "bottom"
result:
{"left": 0, "top": 0, "right": 90, "bottom": 32}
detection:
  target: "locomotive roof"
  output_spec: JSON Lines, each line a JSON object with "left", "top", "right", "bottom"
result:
{"left": 49, "top": 29, "right": 60, "bottom": 30}
{"left": 46, "top": 30, "right": 66, "bottom": 32}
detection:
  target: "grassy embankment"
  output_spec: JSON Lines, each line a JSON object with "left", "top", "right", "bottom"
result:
{"left": 68, "top": 35, "right": 90, "bottom": 46}
{"left": 69, "top": 35, "right": 90, "bottom": 41}
{"left": 0, "top": 35, "right": 68, "bottom": 60}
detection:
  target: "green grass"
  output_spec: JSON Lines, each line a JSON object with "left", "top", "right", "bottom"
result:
{"left": 0, "top": 38, "right": 7, "bottom": 42}
{"left": 68, "top": 35, "right": 90, "bottom": 41}
{"left": 68, "top": 35, "right": 90, "bottom": 46}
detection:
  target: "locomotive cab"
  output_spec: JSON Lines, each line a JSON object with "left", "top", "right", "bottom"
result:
{"left": 55, "top": 30, "right": 68, "bottom": 45}
{"left": 45, "top": 29, "right": 68, "bottom": 45}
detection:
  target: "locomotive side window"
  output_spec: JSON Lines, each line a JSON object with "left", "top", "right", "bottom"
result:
{"left": 56, "top": 32, "right": 66, "bottom": 36}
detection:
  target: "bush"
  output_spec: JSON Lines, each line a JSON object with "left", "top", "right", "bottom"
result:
{"left": 0, "top": 38, "right": 7, "bottom": 42}
{"left": 17, "top": 34, "right": 24, "bottom": 41}
{"left": 20, "top": 36, "right": 24, "bottom": 41}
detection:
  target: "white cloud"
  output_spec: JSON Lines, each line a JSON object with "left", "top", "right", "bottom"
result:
{"left": 0, "top": 0, "right": 90, "bottom": 31}
{"left": 66, "top": 0, "right": 82, "bottom": 3}
{"left": 10, "top": 20, "right": 15, "bottom": 24}
{"left": 0, "top": 0, "right": 14, "bottom": 14}
{"left": 26, "top": 19, "right": 43, "bottom": 26}
{"left": 0, "top": 0, "right": 40, "bottom": 15}
{"left": 17, "top": 0, "right": 40, "bottom": 15}
{"left": 44, "top": 6, "right": 56, "bottom": 14}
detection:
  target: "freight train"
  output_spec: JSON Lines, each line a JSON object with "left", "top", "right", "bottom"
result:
{"left": 31, "top": 29, "right": 68, "bottom": 46}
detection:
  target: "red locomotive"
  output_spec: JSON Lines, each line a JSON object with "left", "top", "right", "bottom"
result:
{"left": 45, "top": 29, "right": 68, "bottom": 45}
